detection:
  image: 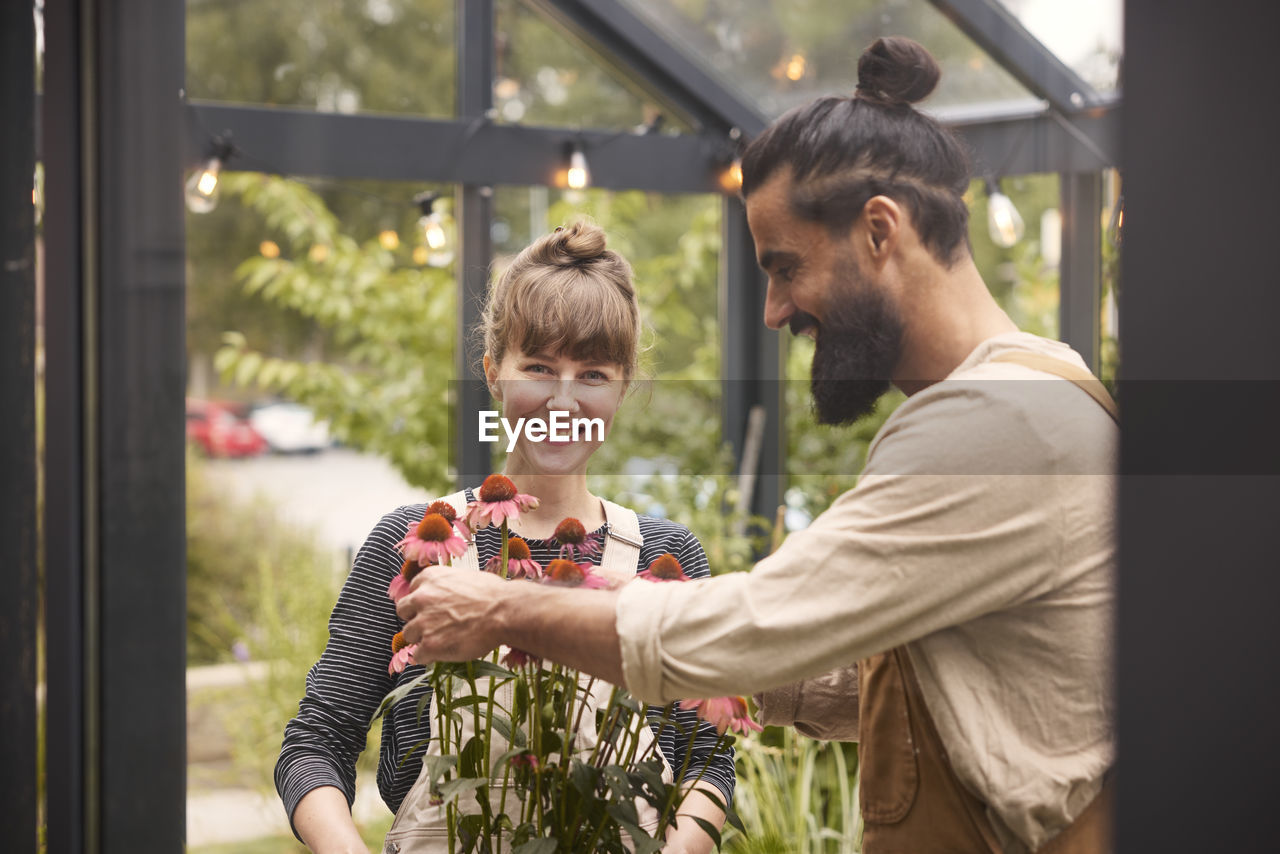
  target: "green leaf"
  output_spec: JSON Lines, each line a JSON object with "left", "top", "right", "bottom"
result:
{"left": 489, "top": 712, "right": 527, "bottom": 748}
{"left": 688, "top": 816, "right": 723, "bottom": 850}
{"left": 437, "top": 776, "right": 487, "bottom": 802}
{"left": 511, "top": 838, "right": 558, "bottom": 854}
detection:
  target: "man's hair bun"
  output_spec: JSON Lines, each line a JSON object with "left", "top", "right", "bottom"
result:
{"left": 855, "top": 36, "right": 941, "bottom": 106}
{"left": 531, "top": 220, "right": 608, "bottom": 266}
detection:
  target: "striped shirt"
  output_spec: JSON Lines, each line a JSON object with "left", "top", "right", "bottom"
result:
{"left": 275, "top": 491, "right": 736, "bottom": 833}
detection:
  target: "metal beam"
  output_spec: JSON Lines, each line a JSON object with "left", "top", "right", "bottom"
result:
{"left": 943, "top": 101, "right": 1119, "bottom": 175}
{"left": 187, "top": 102, "right": 731, "bottom": 194}
{"left": 533, "top": 0, "right": 767, "bottom": 138}
{"left": 455, "top": 0, "right": 494, "bottom": 488}
{"left": 1058, "top": 172, "right": 1103, "bottom": 371}
{"left": 96, "top": 0, "right": 189, "bottom": 850}
{"left": 43, "top": 0, "right": 95, "bottom": 848}
{"left": 928, "top": 0, "right": 1106, "bottom": 114}
{"left": 1, "top": 0, "right": 38, "bottom": 849}
{"left": 720, "top": 197, "right": 783, "bottom": 525}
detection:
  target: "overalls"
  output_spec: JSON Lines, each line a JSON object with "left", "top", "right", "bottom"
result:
{"left": 383, "top": 495, "right": 673, "bottom": 854}
{"left": 858, "top": 352, "right": 1117, "bottom": 854}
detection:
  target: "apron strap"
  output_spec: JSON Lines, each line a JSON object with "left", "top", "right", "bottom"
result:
{"left": 990, "top": 351, "right": 1119, "bottom": 423}
{"left": 599, "top": 499, "right": 644, "bottom": 578}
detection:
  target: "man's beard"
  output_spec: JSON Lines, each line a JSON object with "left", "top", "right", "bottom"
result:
{"left": 808, "top": 258, "right": 905, "bottom": 426}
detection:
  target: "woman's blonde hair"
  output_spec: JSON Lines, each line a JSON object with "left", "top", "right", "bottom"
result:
{"left": 481, "top": 220, "right": 640, "bottom": 378}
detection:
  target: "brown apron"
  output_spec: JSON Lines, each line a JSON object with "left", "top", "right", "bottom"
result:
{"left": 857, "top": 353, "right": 1117, "bottom": 854}
{"left": 383, "top": 496, "right": 670, "bottom": 854}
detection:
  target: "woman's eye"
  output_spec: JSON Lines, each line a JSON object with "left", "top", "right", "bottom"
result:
{"left": 525, "top": 363, "right": 552, "bottom": 374}
{"left": 775, "top": 266, "right": 794, "bottom": 282}
{"left": 583, "top": 370, "right": 610, "bottom": 382}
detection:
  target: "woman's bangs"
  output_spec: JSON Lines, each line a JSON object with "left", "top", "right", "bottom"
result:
{"left": 511, "top": 274, "right": 634, "bottom": 369}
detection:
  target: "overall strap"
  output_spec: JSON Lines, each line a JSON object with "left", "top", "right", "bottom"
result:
{"left": 438, "top": 489, "right": 480, "bottom": 573}
{"left": 599, "top": 499, "right": 643, "bottom": 577}
{"left": 990, "top": 351, "right": 1118, "bottom": 423}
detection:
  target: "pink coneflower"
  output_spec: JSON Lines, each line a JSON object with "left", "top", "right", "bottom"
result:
{"left": 678, "top": 696, "right": 764, "bottom": 736}
{"left": 552, "top": 517, "right": 602, "bottom": 561}
{"left": 638, "top": 553, "right": 690, "bottom": 583}
{"left": 397, "top": 512, "right": 469, "bottom": 567}
{"left": 510, "top": 753, "right": 540, "bottom": 771}
{"left": 460, "top": 474, "right": 539, "bottom": 533}
{"left": 483, "top": 537, "right": 543, "bottom": 579}
{"left": 425, "top": 500, "right": 458, "bottom": 524}
{"left": 389, "top": 631, "right": 418, "bottom": 675}
{"left": 501, "top": 646, "right": 541, "bottom": 669}
{"left": 387, "top": 558, "right": 416, "bottom": 602}
{"left": 542, "top": 558, "right": 610, "bottom": 590}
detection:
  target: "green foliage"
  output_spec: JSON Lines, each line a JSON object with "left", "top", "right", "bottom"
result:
{"left": 213, "top": 174, "right": 456, "bottom": 493}
{"left": 726, "top": 728, "right": 861, "bottom": 854}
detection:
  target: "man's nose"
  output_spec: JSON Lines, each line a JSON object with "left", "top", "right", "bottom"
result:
{"left": 763, "top": 282, "right": 792, "bottom": 330}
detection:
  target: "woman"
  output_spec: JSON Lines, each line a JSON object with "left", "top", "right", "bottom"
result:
{"left": 275, "top": 221, "right": 733, "bottom": 854}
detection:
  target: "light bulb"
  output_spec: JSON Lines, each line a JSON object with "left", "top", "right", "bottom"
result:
{"left": 420, "top": 212, "right": 447, "bottom": 250}
{"left": 185, "top": 157, "right": 223, "bottom": 214}
{"left": 719, "top": 159, "right": 744, "bottom": 194}
{"left": 566, "top": 146, "right": 590, "bottom": 190}
{"left": 985, "top": 180, "right": 1024, "bottom": 248}
{"left": 379, "top": 229, "right": 400, "bottom": 250}
{"left": 1107, "top": 193, "right": 1124, "bottom": 247}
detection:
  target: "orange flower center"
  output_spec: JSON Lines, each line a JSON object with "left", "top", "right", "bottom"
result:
{"left": 479, "top": 474, "right": 517, "bottom": 502}
{"left": 416, "top": 513, "right": 454, "bottom": 541}
{"left": 426, "top": 500, "right": 458, "bottom": 523}
{"left": 553, "top": 518, "right": 587, "bottom": 544}
{"left": 401, "top": 557, "right": 419, "bottom": 580}
{"left": 391, "top": 631, "right": 408, "bottom": 654}
{"left": 648, "top": 553, "right": 684, "bottom": 579}
{"left": 508, "top": 537, "right": 532, "bottom": 561}
{"left": 546, "top": 558, "right": 586, "bottom": 585}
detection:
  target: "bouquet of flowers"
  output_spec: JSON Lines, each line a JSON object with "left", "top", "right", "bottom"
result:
{"left": 379, "top": 475, "right": 759, "bottom": 853}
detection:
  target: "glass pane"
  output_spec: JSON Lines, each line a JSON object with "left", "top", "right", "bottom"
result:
{"left": 493, "top": 0, "right": 693, "bottom": 132}
{"left": 784, "top": 173, "right": 1063, "bottom": 521}
{"left": 185, "top": 173, "right": 448, "bottom": 848}
{"left": 186, "top": 0, "right": 456, "bottom": 118}
{"left": 995, "top": 0, "right": 1122, "bottom": 92}
{"left": 617, "top": 0, "right": 1035, "bottom": 121}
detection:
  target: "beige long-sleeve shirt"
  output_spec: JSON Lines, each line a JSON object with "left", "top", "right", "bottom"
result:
{"left": 616, "top": 332, "right": 1116, "bottom": 852}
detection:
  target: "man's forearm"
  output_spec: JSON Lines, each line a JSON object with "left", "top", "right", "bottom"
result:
{"left": 495, "top": 583, "right": 627, "bottom": 686}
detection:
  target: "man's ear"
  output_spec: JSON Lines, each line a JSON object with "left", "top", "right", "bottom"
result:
{"left": 482, "top": 354, "right": 501, "bottom": 401}
{"left": 859, "top": 195, "right": 902, "bottom": 269}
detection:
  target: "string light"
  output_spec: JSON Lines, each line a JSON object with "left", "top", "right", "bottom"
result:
{"left": 984, "top": 177, "right": 1025, "bottom": 248}
{"left": 185, "top": 132, "right": 235, "bottom": 214}
{"left": 785, "top": 53, "right": 807, "bottom": 82}
{"left": 565, "top": 142, "right": 590, "bottom": 190}
{"left": 414, "top": 191, "right": 454, "bottom": 268}
{"left": 1108, "top": 193, "right": 1124, "bottom": 247}
{"left": 258, "top": 240, "right": 280, "bottom": 258}
{"left": 378, "top": 229, "right": 400, "bottom": 250}
{"left": 719, "top": 157, "right": 743, "bottom": 194}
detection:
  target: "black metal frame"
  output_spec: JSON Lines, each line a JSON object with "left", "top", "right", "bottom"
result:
{"left": 2, "top": 1, "right": 39, "bottom": 851}
{"left": 22, "top": 1, "right": 1129, "bottom": 850}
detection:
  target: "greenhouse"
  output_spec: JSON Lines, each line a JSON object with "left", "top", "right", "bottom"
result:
{"left": 4, "top": 0, "right": 1277, "bottom": 852}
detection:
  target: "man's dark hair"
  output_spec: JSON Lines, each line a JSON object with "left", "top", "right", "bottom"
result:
{"left": 741, "top": 37, "right": 973, "bottom": 266}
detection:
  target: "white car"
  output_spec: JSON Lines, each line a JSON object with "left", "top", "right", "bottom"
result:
{"left": 248, "top": 401, "right": 332, "bottom": 454}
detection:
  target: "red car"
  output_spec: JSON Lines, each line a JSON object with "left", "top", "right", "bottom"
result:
{"left": 185, "top": 398, "right": 268, "bottom": 458}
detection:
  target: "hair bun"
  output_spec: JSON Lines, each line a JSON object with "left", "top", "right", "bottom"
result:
{"left": 535, "top": 220, "right": 608, "bottom": 266}
{"left": 855, "top": 37, "right": 941, "bottom": 106}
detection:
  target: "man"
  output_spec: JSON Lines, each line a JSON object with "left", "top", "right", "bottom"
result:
{"left": 398, "top": 37, "right": 1115, "bottom": 853}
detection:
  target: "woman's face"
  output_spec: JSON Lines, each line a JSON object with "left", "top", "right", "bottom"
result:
{"left": 485, "top": 346, "right": 628, "bottom": 476}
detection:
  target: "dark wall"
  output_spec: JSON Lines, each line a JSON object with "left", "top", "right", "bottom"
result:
{"left": 1119, "top": 1, "right": 1280, "bottom": 850}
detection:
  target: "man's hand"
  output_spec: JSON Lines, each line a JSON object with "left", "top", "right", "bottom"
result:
{"left": 396, "top": 565, "right": 508, "bottom": 662}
